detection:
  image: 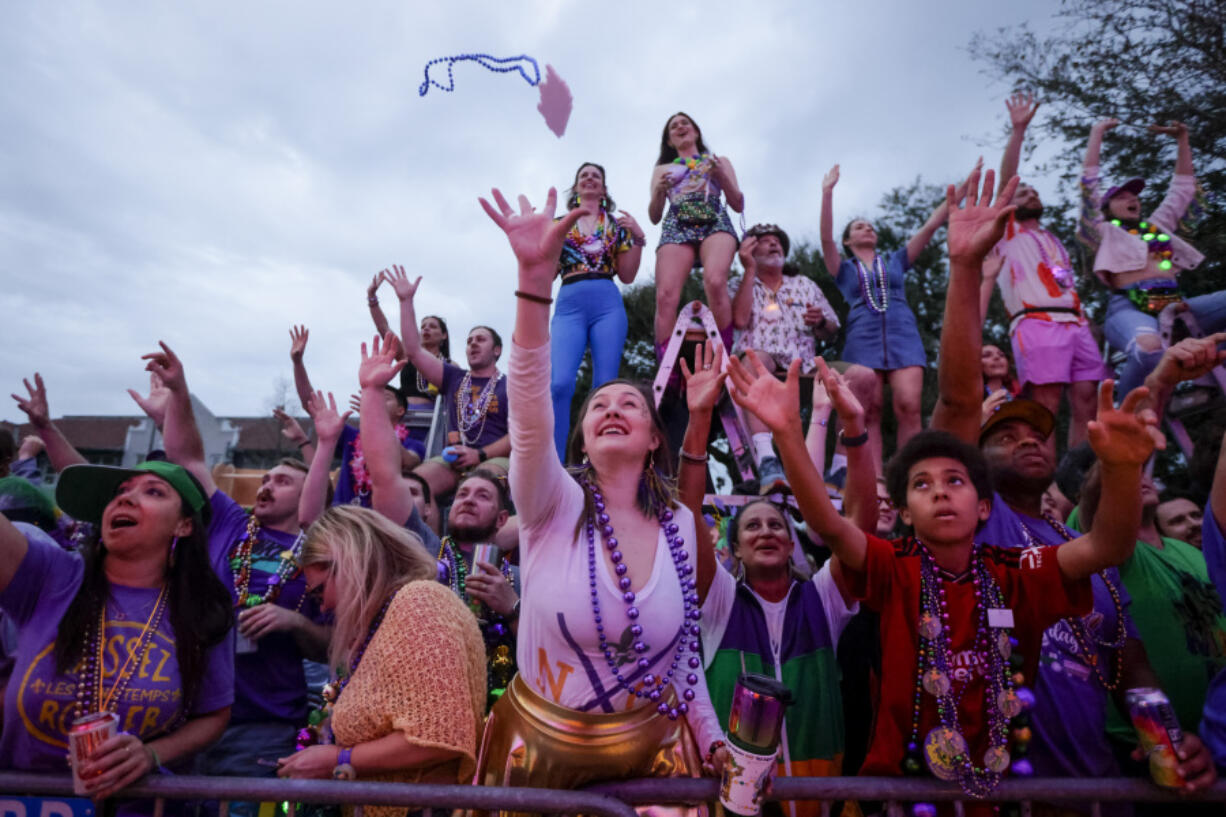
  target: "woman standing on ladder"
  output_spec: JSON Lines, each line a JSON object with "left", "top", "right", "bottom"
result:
{"left": 820, "top": 163, "right": 969, "bottom": 470}
{"left": 551, "top": 162, "right": 646, "bottom": 459}
{"left": 649, "top": 112, "right": 744, "bottom": 357}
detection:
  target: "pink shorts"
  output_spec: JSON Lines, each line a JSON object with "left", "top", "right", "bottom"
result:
{"left": 1011, "top": 319, "right": 1110, "bottom": 386}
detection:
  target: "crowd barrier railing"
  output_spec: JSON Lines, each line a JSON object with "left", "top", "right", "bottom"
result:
{"left": 3, "top": 772, "right": 1226, "bottom": 816}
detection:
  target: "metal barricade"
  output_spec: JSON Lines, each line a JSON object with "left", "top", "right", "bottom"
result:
{"left": 3, "top": 772, "right": 1226, "bottom": 816}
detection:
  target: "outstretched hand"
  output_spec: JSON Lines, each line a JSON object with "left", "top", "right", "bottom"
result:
{"left": 1149, "top": 332, "right": 1226, "bottom": 388}
{"left": 946, "top": 163, "right": 1018, "bottom": 266}
{"left": 306, "top": 391, "right": 351, "bottom": 443}
{"left": 815, "top": 357, "right": 865, "bottom": 427}
{"left": 1092, "top": 117, "right": 1120, "bottom": 134}
{"left": 289, "top": 325, "right": 309, "bottom": 362}
{"left": 128, "top": 372, "right": 171, "bottom": 428}
{"left": 1149, "top": 120, "right": 1188, "bottom": 139}
{"left": 381, "top": 265, "right": 420, "bottom": 302}
{"left": 141, "top": 342, "right": 187, "bottom": 393}
{"left": 1006, "top": 91, "right": 1039, "bottom": 129}
{"left": 726, "top": 352, "right": 803, "bottom": 436}
{"left": 12, "top": 373, "right": 51, "bottom": 429}
{"left": 358, "top": 332, "right": 405, "bottom": 390}
{"left": 822, "top": 164, "right": 839, "bottom": 194}
{"left": 680, "top": 341, "right": 727, "bottom": 414}
{"left": 272, "top": 407, "right": 310, "bottom": 447}
{"left": 1088, "top": 380, "right": 1164, "bottom": 467}
{"left": 479, "top": 188, "right": 587, "bottom": 293}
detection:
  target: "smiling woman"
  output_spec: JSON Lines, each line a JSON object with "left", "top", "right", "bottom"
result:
{"left": 0, "top": 460, "right": 235, "bottom": 813}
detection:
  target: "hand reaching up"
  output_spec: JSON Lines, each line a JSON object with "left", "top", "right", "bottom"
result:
{"left": 128, "top": 372, "right": 171, "bottom": 428}
{"left": 815, "top": 358, "right": 865, "bottom": 429}
{"left": 358, "top": 333, "right": 405, "bottom": 390}
{"left": 382, "top": 265, "right": 420, "bottom": 303}
{"left": 1006, "top": 92, "right": 1039, "bottom": 130}
{"left": 273, "top": 407, "right": 310, "bottom": 447}
{"left": 140, "top": 342, "right": 187, "bottom": 394}
{"left": 680, "top": 341, "right": 727, "bottom": 414}
{"left": 12, "top": 373, "right": 51, "bottom": 429}
{"left": 479, "top": 188, "right": 588, "bottom": 294}
{"left": 946, "top": 163, "right": 1018, "bottom": 266}
{"left": 1088, "top": 381, "right": 1165, "bottom": 467}
{"left": 822, "top": 165, "right": 839, "bottom": 194}
{"left": 306, "top": 391, "right": 351, "bottom": 444}
{"left": 289, "top": 325, "right": 309, "bottom": 362}
{"left": 726, "top": 352, "right": 803, "bottom": 437}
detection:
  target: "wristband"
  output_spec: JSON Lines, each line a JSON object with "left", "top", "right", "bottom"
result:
{"left": 296, "top": 439, "right": 311, "bottom": 449}
{"left": 706, "top": 740, "right": 727, "bottom": 762}
{"left": 478, "top": 448, "right": 489, "bottom": 463}
{"left": 147, "top": 746, "right": 161, "bottom": 771}
{"left": 679, "top": 448, "right": 708, "bottom": 464}
{"left": 510, "top": 598, "right": 521, "bottom": 620}
{"left": 333, "top": 746, "right": 356, "bottom": 780}
{"left": 514, "top": 290, "right": 553, "bottom": 305}
{"left": 367, "top": 297, "right": 379, "bottom": 307}
{"left": 839, "top": 429, "right": 869, "bottom": 448}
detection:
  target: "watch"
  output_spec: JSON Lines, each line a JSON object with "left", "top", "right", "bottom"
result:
{"left": 332, "top": 746, "right": 356, "bottom": 780}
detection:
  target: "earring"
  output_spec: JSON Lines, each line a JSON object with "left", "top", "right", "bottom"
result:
{"left": 168, "top": 535, "right": 179, "bottom": 570}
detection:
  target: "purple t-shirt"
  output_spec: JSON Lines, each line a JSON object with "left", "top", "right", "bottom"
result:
{"left": 209, "top": 492, "right": 326, "bottom": 724}
{"left": 439, "top": 362, "right": 509, "bottom": 449}
{"left": 333, "top": 423, "right": 426, "bottom": 507}
{"left": 976, "top": 493, "right": 1137, "bottom": 808}
{"left": 1199, "top": 506, "right": 1226, "bottom": 769}
{"left": 0, "top": 523, "right": 234, "bottom": 772}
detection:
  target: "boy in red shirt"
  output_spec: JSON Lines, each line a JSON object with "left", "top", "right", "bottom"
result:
{"left": 725, "top": 165, "right": 1163, "bottom": 807}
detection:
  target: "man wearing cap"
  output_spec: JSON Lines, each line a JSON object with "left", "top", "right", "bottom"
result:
{"left": 730, "top": 224, "right": 876, "bottom": 492}
{"left": 1081, "top": 117, "right": 1221, "bottom": 397}
{"left": 143, "top": 342, "right": 330, "bottom": 813}
{"left": 934, "top": 208, "right": 1219, "bottom": 799}
{"left": 983, "top": 93, "right": 1109, "bottom": 449}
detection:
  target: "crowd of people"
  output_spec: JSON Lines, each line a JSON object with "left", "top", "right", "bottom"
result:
{"left": 2, "top": 100, "right": 1226, "bottom": 817}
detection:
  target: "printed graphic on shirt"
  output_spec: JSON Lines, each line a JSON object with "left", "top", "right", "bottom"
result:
{"left": 1039, "top": 610, "right": 1106, "bottom": 683}
{"left": 1175, "top": 573, "right": 1226, "bottom": 664}
{"left": 17, "top": 622, "right": 182, "bottom": 751}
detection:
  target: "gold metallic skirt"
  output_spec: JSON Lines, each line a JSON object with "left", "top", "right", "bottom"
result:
{"left": 472, "top": 674, "right": 708, "bottom": 817}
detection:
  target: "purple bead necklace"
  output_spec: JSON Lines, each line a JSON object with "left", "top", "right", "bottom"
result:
{"left": 584, "top": 481, "right": 702, "bottom": 720}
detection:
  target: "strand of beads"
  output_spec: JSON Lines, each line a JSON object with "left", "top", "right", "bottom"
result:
{"left": 905, "top": 541, "right": 1033, "bottom": 800}
{"left": 298, "top": 592, "right": 396, "bottom": 750}
{"left": 584, "top": 481, "right": 701, "bottom": 720}
{"left": 456, "top": 371, "right": 502, "bottom": 446}
{"left": 231, "top": 518, "right": 303, "bottom": 608}
{"left": 855, "top": 256, "right": 889, "bottom": 314}
{"left": 1021, "top": 229, "right": 1075, "bottom": 289}
{"left": 76, "top": 589, "right": 169, "bottom": 717}
{"left": 418, "top": 54, "right": 540, "bottom": 97}
{"left": 1110, "top": 219, "right": 1175, "bottom": 270}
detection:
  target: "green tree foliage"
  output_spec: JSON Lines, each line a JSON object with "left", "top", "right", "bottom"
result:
{"left": 970, "top": 0, "right": 1223, "bottom": 299}
{"left": 972, "top": 0, "right": 1226, "bottom": 499}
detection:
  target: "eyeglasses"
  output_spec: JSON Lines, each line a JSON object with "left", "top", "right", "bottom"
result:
{"left": 877, "top": 496, "right": 895, "bottom": 510}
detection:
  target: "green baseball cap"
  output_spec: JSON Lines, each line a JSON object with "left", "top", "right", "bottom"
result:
{"left": 56, "top": 461, "right": 211, "bottom": 526}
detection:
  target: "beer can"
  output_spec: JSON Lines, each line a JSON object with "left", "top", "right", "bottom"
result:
{"left": 1125, "top": 687, "right": 1186, "bottom": 788}
{"left": 69, "top": 711, "right": 119, "bottom": 795}
{"left": 471, "top": 544, "right": 502, "bottom": 569}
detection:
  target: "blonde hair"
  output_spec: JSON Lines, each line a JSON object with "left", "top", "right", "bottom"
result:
{"left": 301, "top": 505, "right": 437, "bottom": 669}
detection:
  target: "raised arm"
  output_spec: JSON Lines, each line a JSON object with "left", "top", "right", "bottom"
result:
{"left": 816, "top": 359, "right": 876, "bottom": 535}
{"left": 272, "top": 407, "right": 314, "bottom": 463}
{"left": 727, "top": 353, "right": 868, "bottom": 571}
{"left": 906, "top": 166, "right": 975, "bottom": 265}
{"left": 678, "top": 341, "right": 728, "bottom": 603}
{"left": 709, "top": 155, "right": 743, "bottom": 213}
{"left": 819, "top": 165, "right": 842, "bottom": 277}
{"left": 1056, "top": 382, "right": 1161, "bottom": 579}
{"left": 366, "top": 273, "right": 392, "bottom": 338}
{"left": 357, "top": 334, "right": 414, "bottom": 525}
{"left": 479, "top": 188, "right": 586, "bottom": 524}
{"left": 384, "top": 266, "right": 445, "bottom": 387}
{"left": 145, "top": 342, "right": 217, "bottom": 497}
{"left": 289, "top": 325, "right": 315, "bottom": 414}
{"left": 299, "top": 390, "right": 349, "bottom": 527}
{"left": 1138, "top": 333, "right": 1226, "bottom": 426}
{"left": 11, "top": 373, "right": 86, "bottom": 471}
{"left": 1151, "top": 120, "right": 1193, "bottom": 176}
{"left": 1213, "top": 426, "right": 1226, "bottom": 547}
{"left": 1084, "top": 118, "right": 1119, "bottom": 173}
{"left": 730, "top": 236, "right": 759, "bottom": 330}
{"left": 999, "top": 92, "right": 1039, "bottom": 193}
{"left": 931, "top": 164, "right": 1019, "bottom": 443}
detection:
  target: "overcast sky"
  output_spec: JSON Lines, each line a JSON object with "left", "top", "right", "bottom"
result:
{"left": 1, "top": 0, "right": 1068, "bottom": 421}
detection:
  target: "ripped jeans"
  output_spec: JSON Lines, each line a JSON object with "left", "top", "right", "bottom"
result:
{"left": 1104, "top": 289, "right": 1226, "bottom": 396}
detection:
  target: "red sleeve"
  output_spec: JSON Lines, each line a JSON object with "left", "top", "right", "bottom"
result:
{"left": 997, "top": 545, "right": 1093, "bottom": 636}
{"left": 844, "top": 533, "right": 899, "bottom": 611}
